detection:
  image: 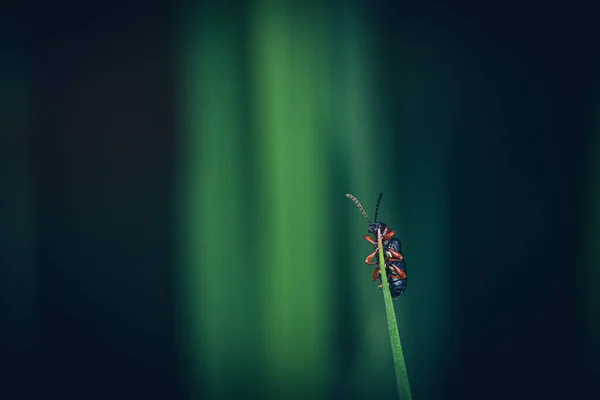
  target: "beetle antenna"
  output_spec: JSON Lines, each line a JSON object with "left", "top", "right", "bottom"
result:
{"left": 374, "top": 193, "right": 383, "bottom": 222}
{"left": 345, "top": 194, "right": 370, "bottom": 222}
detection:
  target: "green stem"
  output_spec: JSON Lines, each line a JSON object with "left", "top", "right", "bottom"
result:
{"left": 377, "top": 228, "right": 413, "bottom": 400}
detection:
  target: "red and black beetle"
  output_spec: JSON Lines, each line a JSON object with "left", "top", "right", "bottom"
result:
{"left": 346, "top": 193, "right": 408, "bottom": 299}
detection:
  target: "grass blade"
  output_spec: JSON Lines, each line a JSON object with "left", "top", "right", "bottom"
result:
{"left": 377, "top": 228, "right": 413, "bottom": 400}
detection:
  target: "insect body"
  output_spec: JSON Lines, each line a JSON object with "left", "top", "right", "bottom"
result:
{"left": 346, "top": 193, "right": 408, "bottom": 299}
{"left": 380, "top": 237, "right": 408, "bottom": 298}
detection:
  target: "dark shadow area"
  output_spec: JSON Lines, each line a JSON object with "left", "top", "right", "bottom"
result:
{"left": 2, "top": 1, "right": 180, "bottom": 399}
{"left": 373, "top": 0, "right": 599, "bottom": 398}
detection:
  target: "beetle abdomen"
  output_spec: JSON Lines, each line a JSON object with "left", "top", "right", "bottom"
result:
{"left": 388, "top": 260, "right": 407, "bottom": 299}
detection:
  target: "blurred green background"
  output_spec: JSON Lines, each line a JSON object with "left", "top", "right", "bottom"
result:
{"left": 1, "top": 0, "right": 599, "bottom": 399}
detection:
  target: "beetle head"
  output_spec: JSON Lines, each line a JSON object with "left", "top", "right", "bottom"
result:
{"left": 368, "top": 221, "right": 387, "bottom": 237}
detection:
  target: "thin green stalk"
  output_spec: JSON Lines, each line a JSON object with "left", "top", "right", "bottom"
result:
{"left": 377, "top": 228, "right": 413, "bottom": 400}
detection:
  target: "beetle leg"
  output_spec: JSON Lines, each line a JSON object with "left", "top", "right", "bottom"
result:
{"left": 383, "top": 229, "right": 397, "bottom": 240}
{"left": 389, "top": 274, "right": 402, "bottom": 280}
{"left": 386, "top": 258, "right": 403, "bottom": 263}
{"left": 391, "top": 265, "right": 407, "bottom": 279}
{"left": 389, "top": 250, "right": 403, "bottom": 260}
{"left": 372, "top": 267, "right": 381, "bottom": 281}
{"left": 365, "top": 249, "right": 379, "bottom": 264}
{"left": 363, "top": 235, "right": 377, "bottom": 246}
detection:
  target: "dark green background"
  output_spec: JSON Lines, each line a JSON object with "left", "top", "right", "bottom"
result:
{"left": 2, "top": 0, "right": 599, "bottom": 399}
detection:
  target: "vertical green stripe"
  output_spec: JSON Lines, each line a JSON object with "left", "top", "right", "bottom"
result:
{"left": 335, "top": 12, "right": 387, "bottom": 394}
{"left": 252, "top": 2, "right": 329, "bottom": 398}
{"left": 178, "top": 12, "right": 244, "bottom": 399}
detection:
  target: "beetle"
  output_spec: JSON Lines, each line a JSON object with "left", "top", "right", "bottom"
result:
{"left": 345, "top": 193, "right": 408, "bottom": 299}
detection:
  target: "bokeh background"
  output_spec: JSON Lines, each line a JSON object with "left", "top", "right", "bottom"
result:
{"left": 1, "top": 0, "right": 599, "bottom": 399}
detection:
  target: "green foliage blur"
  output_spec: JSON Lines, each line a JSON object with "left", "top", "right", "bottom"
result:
{"left": 174, "top": 1, "right": 600, "bottom": 399}
{"left": 175, "top": 2, "right": 454, "bottom": 399}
